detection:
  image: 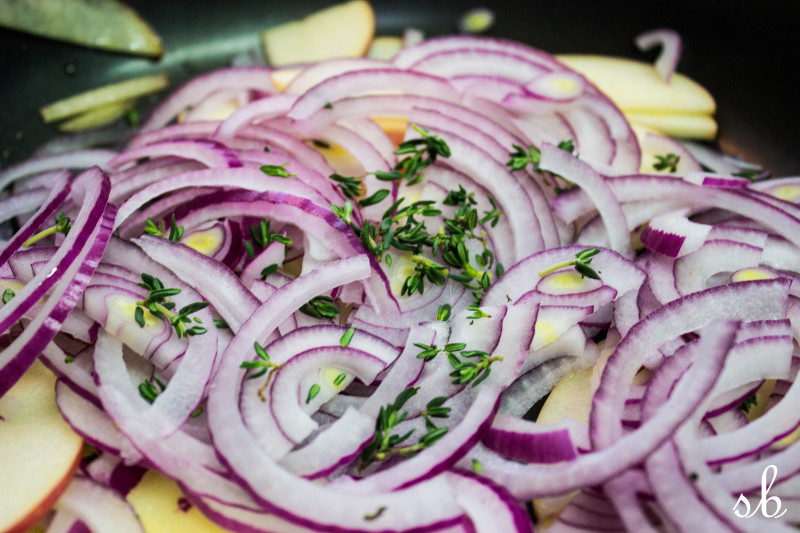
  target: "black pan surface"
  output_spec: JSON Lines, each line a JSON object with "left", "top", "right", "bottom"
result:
{"left": 1, "top": 1, "right": 799, "bottom": 176}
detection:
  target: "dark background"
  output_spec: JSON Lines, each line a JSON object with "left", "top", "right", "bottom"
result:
{"left": 1, "top": 1, "right": 798, "bottom": 175}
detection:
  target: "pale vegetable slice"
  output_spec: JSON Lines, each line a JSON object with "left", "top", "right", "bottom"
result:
{"left": 0, "top": 0, "right": 163, "bottom": 57}
{"left": 0, "top": 360, "right": 83, "bottom": 533}
{"left": 261, "top": 0, "right": 376, "bottom": 67}
{"left": 270, "top": 68, "right": 304, "bottom": 93}
{"left": 40, "top": 73, "right": 169, "bottom": 124}
{"left": 627, "top": 111, "right": 717, "bottom": 140}
{"left": 556, "top": 55, "right": 716, "bottom": 114}
{"left": 126, "top": 470, "right": 227, "bottom": 533}
{"left": 57, "top": 99, "right": 136, "bottom": 132}
{"left": 367, "top": 36, "right": 403, "bottom": 60}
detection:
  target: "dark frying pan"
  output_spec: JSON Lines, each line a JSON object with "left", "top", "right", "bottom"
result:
{"left": 1, "top": 0, "right": 799, "bottom": 176}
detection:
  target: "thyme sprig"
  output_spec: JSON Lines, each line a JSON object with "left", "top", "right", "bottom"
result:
{"left": 537, "top": 248, "right": 601, "bottom": 280}
{"left": 329, "top": 173, "right": 363, "bottom": 200}
{"left": 448, "top": 349, "right": 503, "bottom": 387}
{"left": 1, "top": 289, "right": 14, "bottom": 305}
{"left": 134, "top": 273, "right": 209, "bottom": 338}
{"left": 393, "top": 124, "right": 451, "bottom": 185}
{"left": 260, "top": 163, "right": 296, "bottom": 178}
{"left": 240, "top": 341, "right": 285, "bottom": 401}
{"left": 22, "top": 210, "right": 72, "bottom": 247}
{"left": 299, "top": 295, "right": 340, "bottom": 319}
{"left": 138, "top": 376, "right": 202, "bottom": 416}
{"left": 738, "top": 393, "right": 758, "bottom": 414}
{"left": 244, "top": 219, "right": 292, "bottom": 259}
{"left": 359, "top": 387, "right": 450, "bottom": 471}
{"left": 414, "top": 341, "right": 467, "bottom": 362}
{"left": 653, "top": 153, "right": 680, "bottom": 173}
{"left": 144, "top": 214, "right": 184, "bottom": 242}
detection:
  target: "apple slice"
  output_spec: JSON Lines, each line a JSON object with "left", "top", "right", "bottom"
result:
{"left": 626, "top": 111, "right": 717, "bottom": 140}
{"left": 40, "top": 73, "right": 169, "bottom": 124}
{"left": 0, "top": 0, "right": 163, "bottom": 57}
{"left": 57, "top": 99, "right": 136, "bottom": 132}
{"left": 0, "top": 360, "right": 83, "bottom": 533}
{"left": 367, "top": 36, "right": 403, "bottom": 61}
{"left": 126, "top": 469, "right": 227, "bottom": 532}
{"left": 261, "top": 0, "right": 376, "bottom": 67}
{"left": 556, "top": 55, "right": 715, "bottom": 114}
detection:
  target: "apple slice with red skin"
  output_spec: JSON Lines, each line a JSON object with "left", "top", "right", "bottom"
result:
{"left": 0, "top": 360, "right": 83, "bottom": 533}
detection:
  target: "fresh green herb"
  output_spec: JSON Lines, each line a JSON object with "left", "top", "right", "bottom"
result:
{"left": 299, "top": 295, "right": 339, "bottom": 319}
{"left": 506, "top": 144, "right": 541, "bottom": 171}
{"left": 471, "top": 458, "right": 483, "bottom": 473}
{"left": 558, "top": 139, "right": 576, "bottom": 154}
{"left": 260, "top": 263, "right": 279, "bottom": 280}
{"left": 245, "top": 219, "right": 292, "bottom": 258}
{"left": 329, "top": 174, "right": 363, "bottom": 200}
{"left": 653, "top": 153, "right": 680, "bottom": 173}
{"left": 340, "top": 326, "right": 355, "bottom": 347}
{"left": 240, "top": 342, "right": 280, "bottom": 380}
{"left": 311, "top": 139, "right": 331, "bottom": 149}
{"left": 480, "top": 195, "right": 501, "bottom": 228}
{"left": 363, "top": 507, "right": 386, "bottom": 521}
{"left": 263, "top": 146, "right": 271, "bottom": 152}
{"left": 401, "top": 256, "right": 448, "bottom": 297}
{"left": 1, "top": 289, "right": 14, "bottom": 305}
{"left": 306, "top": 384, "right": 321, "bottom": 403}
{"left": 732, "top": 170, "right": 758, "bottom": 181}
{"left": 333, "top": 372, "right": 347, "bottom": 386}
{"left": 689, "top": 472, "right": 699, "bottom": 482}
{"left": 138, "top": 376, "right": 166, "bottom": 404}
{"left": 359, "top": 387, "right": 450, "bottom": 471}
{"left": 448, "top": 349, "right": 502, "bottom": 387}
{"left": 124, "top": 107, "right": 140, "bottom": 128}
{"left": 134, "top": 273, "right": 209, "bottom": 338}
{"left": 358, "top": 189, "right": 390, "bottom": 208}
{"left": 323, "top": 102, "right": 333, "bottom": 110}
{"left": 414, "top": 341, "right": 467, "bottom": 362}
{"left": 190, "top": 406, "right": 203, "bottom": 418}
{"left": 436, "top": 303, "right": 451, "bottom": 321}
{"left": 144, "top": 214, "right": 184, "bottom": 242}
{"left": 373, "top": 170, "right": 404, "bottom": 181}
{"left": 331, "top": 201, "right": 354, "bottom": 225}
{"left": 260, "top": 163, "right": 296, "bottom": 178}
{"left": 466, "top": 305, "right": 491, "bottom": 320}
{"left": 393, "top": 124, "right": 451, "bottom": 185}
{"left": 738, "top": 393, "right": 758, "bottom": 414}
{"left": 213, "top": 318, "right": 229, "bottom": 329}
{"left": 22, "top": 210, "right": 73, "bottom": 247}
{"left": 64, "top": 355, "right": 75, "bottom": 363}
{"left": 538, "top": 248, "right": 601, "bottom": 280}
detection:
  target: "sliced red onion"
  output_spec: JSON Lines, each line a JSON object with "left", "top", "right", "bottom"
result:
{"left": 639, "top": 208, "right": 712, "bottom": 258}
{"left": 635, "top": 29, "right": 682, "bottom": 83}
{"left": 53, "top": 476, "right": 143, "bottom": 533}
{"left": 1, "top": 168, "right": 113, "bottom": 395}
{"left": 0, "top": 149, "right": 115, "bottom": 191}
{"left": 539, "top": 144, "right": 633, "bottom": 258}
{"left": 139, "top": 67, "right": 276, "bottom": 131}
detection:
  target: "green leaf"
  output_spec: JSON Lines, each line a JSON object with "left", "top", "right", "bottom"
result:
{"left": 2, "top": 288, "right": 15, "bottom": 305}
{"left": 306, "top": 384, "right": 321, "bottom": 403}
{"left": 134, "top": 306, "right": 145, "bottom": 328}
{"left": 260, "top": 263, "right": 279, "bottom": 280}
{"left": 333, "top": 372, "right": 347, "bottom": 386}
{"left": 358, "top": 189, "right": 390, "bottom": 207}
{"left": 340, "top": 326, "right": 355, "bottom": 347}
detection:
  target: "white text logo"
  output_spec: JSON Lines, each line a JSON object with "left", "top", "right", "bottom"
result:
{"left": 732, "top": 465, "right": 787, "bottom": 519}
